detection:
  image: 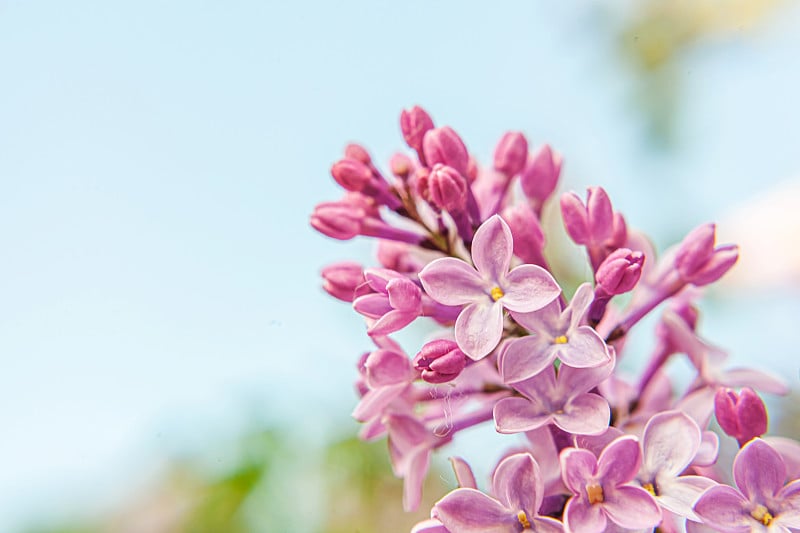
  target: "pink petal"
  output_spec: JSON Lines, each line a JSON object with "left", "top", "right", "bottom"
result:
{"left": 449, "top": 456, "right": 477, "bottom": 489}
{"left": 561, "top": 448, "right": 598, "bottom": 494}
{"left": 657, "top": 475, "right": 715, "bottom": 519}
{"left": 597, "top": 436, "right": 641, "bottom": 486}
{"left": 693, "top": 485, "right": 751, "bottom": 530}
{"left": 530, "top": 517, "right": 565, "bottom": 533}
{"left": 558, "top": 358, "right": 615, "bottom": 396}
{"left": 763, "top": 436, "right": 800, "bottom": 481}
{"left": 557, "top": 326, "right": 610, "bottom": 368}
{"left": 353, "top": 293, "right": 392, "bottom": 318}
{"left": 498, "top": 335, "right": 553, "bottom": 383}
{"left": 403, "top": 449, "right": 431, "bottom": 511}
{"left": 411, "top": 519, "right": 449, "bottom": 533}
{"left": 602, "top": 485, "right": 661, "bottom": 529}
{"left": 564, "top": 496, "right": 606, "bottom": 533}
{"left": 494, "top": 397, "right": 551, "bottom": 434}
{"left": 365, "top": 348, "right": 413, "bottom": 387}
{"left": 368, "top": 309, "right": 417, "bottom": 336}
{"left": 642, "top": 411, "right": 701, "bottom": 478}
{"left": 567, "top": 282, "right": 595, "bottom": 330}
{"left": 555, "top": 393, "right": 610, "bottom": 436}
{"left": 492, "top": 453, "right": 544, "bottom": 516}
{"left": 720, "top": 367, "right": 789, "bottom": 395}
{"left": 733, "top": 438, "right": 786, "bottom": 502}
{"left": 693, "top": 431, "right": 720, "bottom": 467}
{"left": 455, "top": 301, "right": 504, "bottom": 359}
{"left": 435, "top": 488, "right": 516, "bottom": 533}
{"left": 419, "top": 257, "right": 487, "bottom": 306}
{"left": 351, "top": 383, "right": 408, "bottom": 422}
{"left": 472, "top": 215, "right": 513, "bottom": 282}
{"left": 501, "top": 265, "right": 561, "bottom": 313}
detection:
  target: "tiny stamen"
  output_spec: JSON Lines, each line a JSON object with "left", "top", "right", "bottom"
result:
{"left": 586, "top": 482, "right": 604, "bottom": 504}
{"left": 751, "top": 504, "right": 774, "bottom": 526}
{"left": 490, "top": 286, "right": 504, "bottom": 301}
{"left": 642, "top": 482, "right": 656, "bottom": 496}
{"left": 553, "top": 335, "right": 568, "bottom": 344}
{"left": 517, "top": 510, "right": 531, "bottom": 529}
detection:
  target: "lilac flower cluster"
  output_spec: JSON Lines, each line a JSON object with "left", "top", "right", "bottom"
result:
{"left": 311, "top": 106, "right": 800, "bottom": 532}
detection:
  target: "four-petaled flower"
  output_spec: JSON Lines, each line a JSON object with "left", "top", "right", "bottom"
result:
{"left": 420, "top": 215, "right": 561, "bottom": 359}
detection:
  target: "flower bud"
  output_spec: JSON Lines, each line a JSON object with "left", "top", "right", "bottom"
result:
{"left": 520, "top": 144, "right": 561, "bottom": 205}
{"left": 714, "top": 387, "right": 768, "bottom": 446}
{"left": 423, "top": 126, "right": 469, "bottom": 177}
{"left": 586, "top": 186, "right": 614, "bottom": 243}
{"left": 321, "top": 261, "right": 367, "bottom": 302}
{"left": 400, "top": 106, "right": 434, "bottom": 154}
{"left": 330, "top": 158, "right": 373, "bottom": 192}
{"left": 310, "top": 201, "right": 363, "bottom": 240}
{"left": 427, "top": 164, "right": 468, "bottom": 212}
{"left": 493, "top": 131, "right": 528, "bottom": 177}
{"left": 344, "top": 143, "right": 372, "bottom": 165}
{"left": 560, "top": 191, "right": 590, "bottom": 245}
{"left": 675, "top": 224, "right": 739, "bottom": 286}
{"left": 502, "top": 204, "right": 546, "bottom": 266}
{"left": 595, "top": 248, "right": 644, "bottom": 295}
{"left": 413, "top": 339, "right": 467, "bottom": 384}
{"left": 390, "top": 153, "right": 413, "bottom": 181}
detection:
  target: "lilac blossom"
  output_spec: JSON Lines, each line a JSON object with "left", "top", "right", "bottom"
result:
{"left": 494, "top": 358, "right": 613, "bottom": 436}
{"left": 715, "top": 387, "right": 769, "bottom": 447}
{"left": 434, "top": 453, "right": 564, "bottom": 533}
{"left": 501, "top": 283, "right": 611, "bottom": 384}
{"left": 694, "top": 439, "right": 800, "bottom": 532}
{"left": 637, "top": 411, "right": 715, "bottom": 519}
{"left": 560, "top": 436, "right": 661, "bottom": 533}
{"left": 419, "top": 215, "right": 561, "bottom": 359}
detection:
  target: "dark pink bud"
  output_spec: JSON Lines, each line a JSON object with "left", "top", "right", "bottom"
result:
{"left": 414, "top": 167, "right": 432, "bottom": 203}
{"left": 428, "top": 164, "right": 468, "bottom": 212}
{"left": 466, "top": 156, "right": 479, "bottom": 183}
{"left": 422, "top": 126, "right": 470, "bottom": 177}
{"left": 714, "top": 387, "right": 768, "bottom": 447}
{"left": 331, "top": 158, "right": 373, "bottom": 192}
{"left": 586, "top": 186, "right": 614, "bottom": 243}
{"left": 560, "top": 191, "right": 590, "bottom": 244}
{"left": 390, "top": 153, "right": 413, "bottom": 181}
{"left": 400, "top": 106, "right": 434, "bottom": 154}
{"left": 413, "top": 339, "right": 467, "bottom": 384}
{"left": 520, "top": 144, "right": 561, "bottom": 204}
{"left": 609, "top": 212, "right": 628, "bottom": 249}
{"left": 310, "top": 201, "right": 364, "bottom": 240}
{"left": 321, "top": 261, "right": 367, "bottom": 302}
{"left": 502, "top": 204, "right": 546, "bottom": 265}
{"left": 344, "top": 143, "right": 372, "bottom": 165}
{"left": 675, "top": 224, "right": 739, "bottom": 286}
{"left": 595, "top": 248, "right": 644, "bottom": 295}
{"left": 493, "top": 131, "right": 528, "bottom": 177}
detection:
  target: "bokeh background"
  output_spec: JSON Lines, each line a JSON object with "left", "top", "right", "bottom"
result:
{"left": 1, "top": 1, "right": 800, "bottom": 531}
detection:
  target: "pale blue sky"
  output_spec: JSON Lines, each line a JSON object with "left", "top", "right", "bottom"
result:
{"left": 1, "top": 1, "right": 799, "bottom": 529}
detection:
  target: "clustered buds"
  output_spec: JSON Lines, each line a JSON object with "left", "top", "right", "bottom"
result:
{"left": 310, "top": 106, "right": 796, "bottom": 533}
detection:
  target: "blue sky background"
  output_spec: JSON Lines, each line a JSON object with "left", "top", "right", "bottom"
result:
{"left": 1, "top": 1, "right": 799, "bottom": 530}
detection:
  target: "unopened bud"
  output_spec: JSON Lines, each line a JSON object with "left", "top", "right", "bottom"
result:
{"left": 390, "top": 153, "right": 414, "bottom": 181}
{"left": 520, "top": 145, "right": 561, "bottom": 205}
{"left": 331, "top": 158, "right": 373, "bottom": 192}
{"left": 310, "top": 201, "right": 363, "bottom": 240}
{"left": 493, "top": 131, "right": 528, "bottom": 177}
{"left": 386, "top": 277, "right": 423, "bottom": 313}
{"left": 428, "top": 164, "right": 468, "bottom": 212}
{"left": 413, "top": 339, "right": 467, "bottom": 384}
{"left": 502, "top": 204, "right": 546, "bottom": 266}
{"left": 321, "top": 261, "right": 367, "bottom": 302}
{"left": 675, "top": 224, "right": 739, "bottom": 286}
{"left": 560, "top": 191, "right": 590, "bottom": 245}
{"left": 715, "top": 387, "right": 768, "bottom": 447}
{"left": 423, "top": 126, "right": 470, "bottom": 177}
{"left": 596, "top": 248, "right": 644, "bottom": 295}
{"left": 344, "top": 143, "right": 372, "bottom": 165}
{"left": 400, "top": 106, "right": 434, "bottom": 154}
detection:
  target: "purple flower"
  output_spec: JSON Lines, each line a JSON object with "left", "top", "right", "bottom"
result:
{"left": 351, "top": 347, "right": 416, "bottom": 423}
{"left": 494, "top": 358, "right": 613, "bottom": 436}
{"left": 560, "top": 435, "right": 661, "bottom": 533}
{"left": 434, "top": 452, "right": 564, "bottom": 533}
{"left": 637, "top": 411, "right": 715, "bottom": 519}
{"left": 694, "top": 439, "right": 800, "bottom": 532}
{"left": 353, "top": 269, "right": 423, "bottom": 336}
{"left": 715, "top": 387, "right": 769, "bottom": 447}
{"left": 500, "top": 283, "right": 611, "bottom": 384}
{"left": 419, "top": 215, "right": 561, "bottom": 359}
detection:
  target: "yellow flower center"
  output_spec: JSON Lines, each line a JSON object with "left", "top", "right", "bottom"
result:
{"left": 490, "top": 286, "right": 504, "bottom": 301}
{"left": 751, "top": 504, "right": 774, "bottom": 526}
{"left": 517, "top": 510, "right": 531, "bottom": 528}
{"left": 586, "top": 483, "right": 604, "bottom": 504}
{"left": 553, "top": 335, "right": 568, "bottom": 344}
{"left": 642, "top": 482, "right": 656, "bottom": 496}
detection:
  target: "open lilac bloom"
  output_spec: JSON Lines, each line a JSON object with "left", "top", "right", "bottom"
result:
{"left": 351, "top": 348, "right": 417, "bottom": 423}
{"left": 637, "top": 411, "right": 715, "bottom": 519}
{"left": 494, "top": 358, "right": 613, "bottom": 436}
{"left": 501, "top": 283, "right": 611, "bottom": 384}
{"left": 434, "top": 453, "right": 564, "bottom": 533}
{"left": 420, "top": 215, "right": 561, "bottom": 359}
{"left": 560, "top": 435, "right": 661, "bottom": 533}
{"left": 694, "top": 439, "right": 800, "bottom": 532}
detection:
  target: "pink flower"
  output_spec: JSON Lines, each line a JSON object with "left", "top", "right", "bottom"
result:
{"left": 419, "top": 215, "right": 560, "bottom": 359}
